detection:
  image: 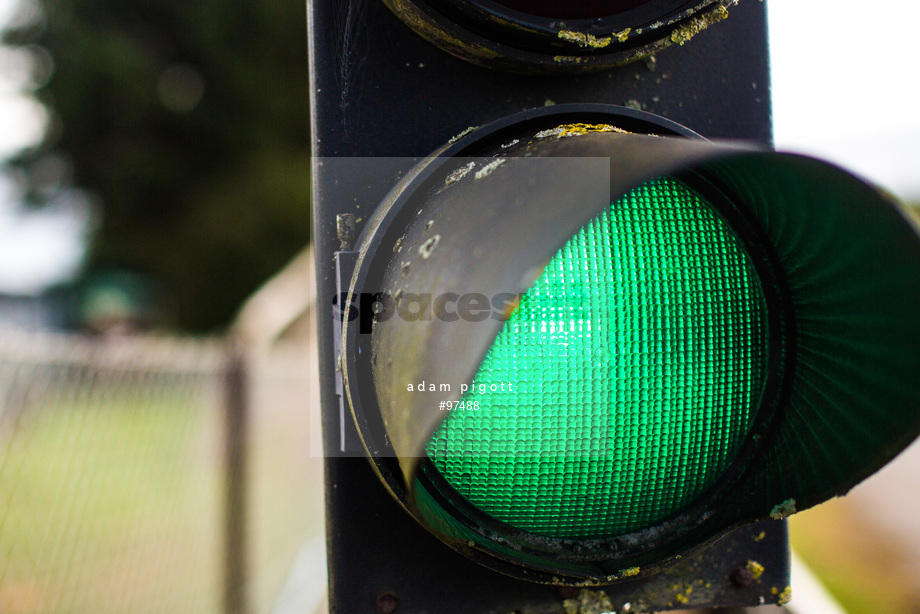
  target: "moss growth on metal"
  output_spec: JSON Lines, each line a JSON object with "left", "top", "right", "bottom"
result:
{"left": 444, "top": 161, "right": 475, "bottom": 187}
{"left": 771, "top": 585, "right": 792, "bottom": 605}
{"left": 557, "top": 30, "right": 612, "bottom": 49}
{"left": 746, "top": 560, "right": 765, "bottom": 581}
{"left": 535, "top": 123, "right": 626, "bottom": 139}
{"left": 770, "top": 498, "right": 797, "bottom": 520}
{"left": 552, "top": 55, "right": 588, "bottom": 65}
{"left": 384, "top": 0, "right": 502, "bottom": 67}
{"left": 624, "top": 99, "right": 643, "bottom": 111}
{"left": 448, "top": 126, "right": 478, "bottom": 144}
{"left": 555, "top": 27, "right": 629, "bottom": 48}
{"left": 778, "top": 586, "right": 792, "bottom": 606}
{"left": 670, "top": 5, "right": 729, "bottom": 46}
{"left": 474, "top": 158, "right": 506, "bottom": 179}
{"left": 672, "top": 583, "right": 694, "bottom": 605}
{"left": 385, "top": 0, "right": 737, "bottom": 74}
{"left": 562, "top": 589, "right": 614, "bottom": 614}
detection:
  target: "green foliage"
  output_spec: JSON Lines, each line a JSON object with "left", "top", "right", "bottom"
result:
{"left": 3, "top": 0, "right": 311, "bottom": 331}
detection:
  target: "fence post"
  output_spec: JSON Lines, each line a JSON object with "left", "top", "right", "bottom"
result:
{"left": 223, "top": 245, "right": 316, "bottom": 614}
{"left": 224, "top": 338, "right": 249, "bottom": 614}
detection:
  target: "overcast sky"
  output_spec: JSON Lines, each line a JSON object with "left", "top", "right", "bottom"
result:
{"left": 769, "top": 0, "right": 920, "bottom": 197}
{"left": 0, "top": 0, "right": 918, "bottom": 294}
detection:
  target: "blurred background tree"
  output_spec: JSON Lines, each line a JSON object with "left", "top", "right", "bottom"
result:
{"left": 1, "top": 0, "right": 311, "bottom": 332}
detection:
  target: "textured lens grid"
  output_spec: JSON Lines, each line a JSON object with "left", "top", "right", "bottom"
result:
{"left": 426, "top": 177, "right": 767, "bottom": 539}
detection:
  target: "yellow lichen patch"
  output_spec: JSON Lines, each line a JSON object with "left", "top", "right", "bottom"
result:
{"left": 558, "top": 30, "right": 612, "bottom": 49}
{"left": 673, "top": 584, "right": 693, "bottom": 605}
{"left": 562, "top": 589, "right": 614, "bottom": 614}
{"left": 746, "top": 560, "right": 765, "bottom": 581}
{"left": 753, "top": 530, "right": 766, "bottom": 542}
{"left": 535, "top": 123, "right": 627, "bottom": 139}
{"left": 670, "top": 5, "right": 729, "bottom": 46}
{"left": 560, "top": 123, "right": 624, "bottom": 137}
{"left": 620, "top": 566, "right": 641, "bottom": 577}
{"left": 779, "top": 587, "right": 793, "bottom": 605}
{"left": 553, "top": 55, "right": 588, "bottom": 65}
{"left": 389, "top": 0, "right": 502, "bottom": 63}
{"left": 615, "top": 28, "right": 631, "bottom": 42}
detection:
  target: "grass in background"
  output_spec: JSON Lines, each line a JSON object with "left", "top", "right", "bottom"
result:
{"left": 0, "top": 388, "right": 222, "bottom": 614}
{"left": 790, "top": 498, "right": 920, "bottom": 614}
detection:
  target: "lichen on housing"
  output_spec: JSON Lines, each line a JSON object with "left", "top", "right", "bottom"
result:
{"left": 769, "top": 498, "right": 796, "bottom": 520}
{"left": 535, "top": 123, "right": 627, "bottom": 139}
{"left": 558, "top": 30, "right": 612, "bottom": 49}
{"left": 771, "top": 585, "right": 793, "bottom": 605}
{"left": 562, "top": 589, "right": 614, "bottom": 614}
{"left": 474, "top": 158, "right": 506, "bottom": 179}
{"left": 777, "top": 586, "right": 792, "bottom": 605}
{"left": 672, "top": 583, "right": 694, "bottom": 605}
{"left": 670, "top": 5, "right": 729, "bottom": 46}
{"left": 746, "top": 560, "right": 765, "bottom": 581}
{"left": 553, "top": 55, "right": 588, "bottom": 65}
{"left": 448, "top": 126, "right": 477, "bottom": 144}
{"left": 444, "top": 161, "right": 475, "bottom": 187}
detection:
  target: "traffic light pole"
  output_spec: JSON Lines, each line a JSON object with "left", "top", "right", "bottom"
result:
{"left": 310, "top": 0, "right": 788, "bottom": 611}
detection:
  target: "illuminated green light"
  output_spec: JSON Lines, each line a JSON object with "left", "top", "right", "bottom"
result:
{"left": 425, "top": 176, "right": 768, "bottom": 539}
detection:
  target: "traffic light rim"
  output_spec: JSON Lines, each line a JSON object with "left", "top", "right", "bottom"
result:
{"left": 383, "top": 0, "right": 733, "bottom": 73}
{"left": 339, "top": 104, "right": 796, "bottom": 582}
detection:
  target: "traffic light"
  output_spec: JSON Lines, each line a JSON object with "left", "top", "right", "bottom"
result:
{"left": 309, "top": 1, "right": 920, "bottom": 611}
{"left": 377, "top": 0, "right": 735, "bottom": 73}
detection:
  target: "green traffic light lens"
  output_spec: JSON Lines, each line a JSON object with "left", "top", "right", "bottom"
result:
{"left": 425, "top": 176, "right": 768, "bottom": 539}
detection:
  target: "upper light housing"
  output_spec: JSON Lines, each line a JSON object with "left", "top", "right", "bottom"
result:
{"left": 383, "top": 0, "right": 734, "bottom": 73}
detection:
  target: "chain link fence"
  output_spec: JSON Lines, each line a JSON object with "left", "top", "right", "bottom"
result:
{"left": 0, "top": 316, "right": 322, "bottom": 614}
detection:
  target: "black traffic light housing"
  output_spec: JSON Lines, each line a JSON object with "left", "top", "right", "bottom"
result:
{"left": 378, "top": 0, "right": 734, "bottom": 73}
{"left": 309, "top": 0, "right": 920, "bottom": 611}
